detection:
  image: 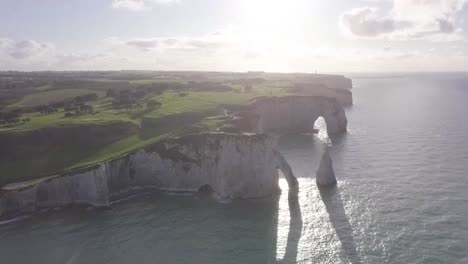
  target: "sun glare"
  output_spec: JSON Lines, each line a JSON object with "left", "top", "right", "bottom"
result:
{"left": 240, "top": 0, "right": 309, "bottom": 48}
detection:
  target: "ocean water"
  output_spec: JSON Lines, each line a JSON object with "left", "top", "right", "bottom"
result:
{"left": 2, "top": 73, "right": 468, "bottom": 263}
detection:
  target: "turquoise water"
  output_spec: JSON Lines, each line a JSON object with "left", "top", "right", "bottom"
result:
{"left": 2, "top": 74, "right": 468, "bottom": 263}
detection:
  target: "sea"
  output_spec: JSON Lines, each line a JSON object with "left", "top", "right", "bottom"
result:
{"left": 1, "top": 73, "right": 468, "bottom": 264}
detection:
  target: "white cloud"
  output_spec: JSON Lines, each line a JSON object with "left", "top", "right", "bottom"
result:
{"left": 0, "top": 39, "right": 54, "bottom": 59}
{"left": 126, "top": 38, "right": 159, "bottom": 51}
{"left": 340, "top": 7, "right": 411, "bottom": 37}
{"left": 123, "top": 32, "right": 234, "bottom": 54}
{"left": 111, "top": 0, "right": 179, "bottom": 11}
{"left": 340, "top": 0, "right": 468, "bottom": 41}
{"left": 0, "top": 38, "right": 130, "bottom": 71}
{"left": 112, "top": 0, "right": 145, "bottom": 10}
{"left": 2, "top": 30, "right": 467, "bottom": 72}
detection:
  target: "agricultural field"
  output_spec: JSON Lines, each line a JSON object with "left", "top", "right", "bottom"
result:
{"left": 9, "top": 88, "right": 106, "bottom": 109}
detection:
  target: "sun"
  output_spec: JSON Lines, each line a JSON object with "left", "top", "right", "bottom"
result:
{"left": 239, "top": 0, "right": 310, "bottom": 48}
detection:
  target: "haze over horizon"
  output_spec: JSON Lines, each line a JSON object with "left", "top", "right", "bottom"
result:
{"left": 1, "top": 0, "right": 468, "bottom": 72}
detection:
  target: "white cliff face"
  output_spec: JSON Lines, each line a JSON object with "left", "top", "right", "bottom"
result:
{"left": 274, "top": 150, "right": 299, "bottom": 199}
{"left": 0, "top": 133, "right": 297, "bottom": 217}
{"left": 291, "top": 83, "right": 353, "bottom": 107}
{"left": 251, "top": 96, "right": 347, "bottom": 136}
{"left": 323, "top": 76, "right": 353, "bottom": 90}
{"left": 334, "top": 89, "right": 353, "bottom": 107}
{"left": 115, "top": 133, "right": 285, "bottom": 199}
{"left": 316, "top": 150, "right": 337, "bottom": 187}
{"left": 1, "top": 166, "right": 110, "bottom": 215}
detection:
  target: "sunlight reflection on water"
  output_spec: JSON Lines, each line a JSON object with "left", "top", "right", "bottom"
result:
{"left": 314, "top": 117, "right": 331, "bottom": 145}
{"left": 275, "top": 175, "right": 375, "bottom": 263}
{"left": 275, "top": 178, "right": 352, "bottom": 263}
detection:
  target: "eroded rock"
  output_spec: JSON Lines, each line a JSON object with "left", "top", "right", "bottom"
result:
{"left": 251, "top": 96, "right": 347, "bottom": 136}
{"left": 222, "top": 96, "right": 347, "bottom": 136}
{"left": 316, "top": 150, "right": 337, "bottom": 187}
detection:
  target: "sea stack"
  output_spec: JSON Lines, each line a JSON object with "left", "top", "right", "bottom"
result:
{"left": 316, "top": 150, "right": 337, "bottom": 187}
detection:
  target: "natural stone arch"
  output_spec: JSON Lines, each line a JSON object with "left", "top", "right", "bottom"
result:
{"left": 313, "top": 116, "right": 327, "bottom": 136}
{"left": 249, "top": 96, "right": 347, "bottom": 136}
{"left": 274, "top": 150, "right": 299, "bottom": 199}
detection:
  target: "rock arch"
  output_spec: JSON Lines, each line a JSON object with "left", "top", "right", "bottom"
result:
{"left": 249, "top": 96, "right": 347, "bottom": 136}
{"left": 274, "top": 150, "right": 299, "bottom": 199}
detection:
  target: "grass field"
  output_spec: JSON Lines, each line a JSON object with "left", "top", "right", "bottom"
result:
{"left": 0, "top": 84, "right": 288, "bottom": 133}
{"left": 129, "top": 79, "right": 188, "bottom": 85}
{"left": 34, "top": 84, "right": 53, "bottom": 91}
{"left": 0, "top": 90, "right": 258, "bottom": 183}
{"left": 9, "top": 88, "right": 106, "bottom": 109}
{"left": 1, "top": 97, "right": 136, "bottom": 132}
{"left": 146, "top": 91, "right": 252, "bottom": 118}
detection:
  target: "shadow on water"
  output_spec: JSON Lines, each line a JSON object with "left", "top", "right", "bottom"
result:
{"left": 329, "top": 132, "right": 348, "bottom": 150}
{"left": 278, "top": 197, "right": 303, "bottom": 264}
{"left": 319, "top": 186, "right": 362, "bottom": 264}
{"left": 278, "top": 133, "right": 317, "bottom": 150}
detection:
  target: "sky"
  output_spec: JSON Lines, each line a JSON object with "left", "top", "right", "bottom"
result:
{"left": 0, "top": 0, "right": 467, "bottom": 72}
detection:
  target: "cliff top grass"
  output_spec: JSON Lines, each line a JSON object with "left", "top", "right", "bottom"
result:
{"left": 8, "top": 88, "right": 106, "bottom": 109}
{"left": 1, "top": 94, "right": 265, "bottom": 133}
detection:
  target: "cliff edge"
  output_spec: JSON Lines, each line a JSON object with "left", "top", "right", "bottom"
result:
{"left": 222, "top": 96, "right": 347, "bottom": 136}
{"left": 0, "top": 133, "right": 298, "bottom": 218}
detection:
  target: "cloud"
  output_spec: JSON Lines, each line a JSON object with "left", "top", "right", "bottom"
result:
{"left": 437, "top": 18, "right": 455, "bottom": 33}
{"left": 340, "top": 0, "right": 468, "bottom": 41}
{"left": 373, "top": 47, "right": 419, "bottom": 60}
{"left": 0, "top": 37, "right": 131, "bottom": 71}
{"left": 123, "top": 33, "right": 232, "bottom": 53}
{"left": 112, "top": 0, "right": 145, "bottom": 10}
{"left": 54, "top": 53, "right": 110, "bottom": 65}
{"left": 163, "top": 38, "right": 178, "bottom": 46}
{"left": 0, "top": 39, "right": 54, "bottom": 59}
{"left": 340, "top": 7, "right": 411, "bottom": 37}
{"left": 111, "top": 0, "right": 179, "bottom": 11}
{"left": 125, "top": 38, "right": 159, "bottom": 51}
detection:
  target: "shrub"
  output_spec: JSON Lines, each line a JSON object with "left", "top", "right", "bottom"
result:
{"left": 146, "top": 100, "right": 161, "bottom": 110}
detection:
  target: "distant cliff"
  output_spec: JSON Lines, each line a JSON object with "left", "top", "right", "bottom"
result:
{"left": 223, "top": 96, "right": 348, "bottom": 136}
{"left": 0, "top": 133, "right": 297, "bottom": 218}
{"left": 291, "top": 76, "right": 353, "bottom": 107}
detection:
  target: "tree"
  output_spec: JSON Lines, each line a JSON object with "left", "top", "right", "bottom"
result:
{"left": 79, "top": 104, "right": 94, "bottom": 114}
{"left": 64, "top": 106, "right": 78, "bottom": 112}
{"left": 146, "top": 100, "right": 161, "bottom": 110}
{"left": 106, "top": 89, "right": 117, "bottom": 97}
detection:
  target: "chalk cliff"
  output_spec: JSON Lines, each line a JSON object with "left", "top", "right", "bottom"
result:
{"left": 251, "top": 96, "right": 347, "bottom": 136}
{"left": 307, "top": 75, "right": 352, "bottom": 90}
{"left": 316, "top": 150, "right": 337, "bottom": 187}
{"left": 224, "top": 96, "right": 347, "bottom": 136}
{"left": 0, "top": 133, "right": 298, "bottom": 217}
{"left": 290, "top": 84, "right": 353, "bottom": 107}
